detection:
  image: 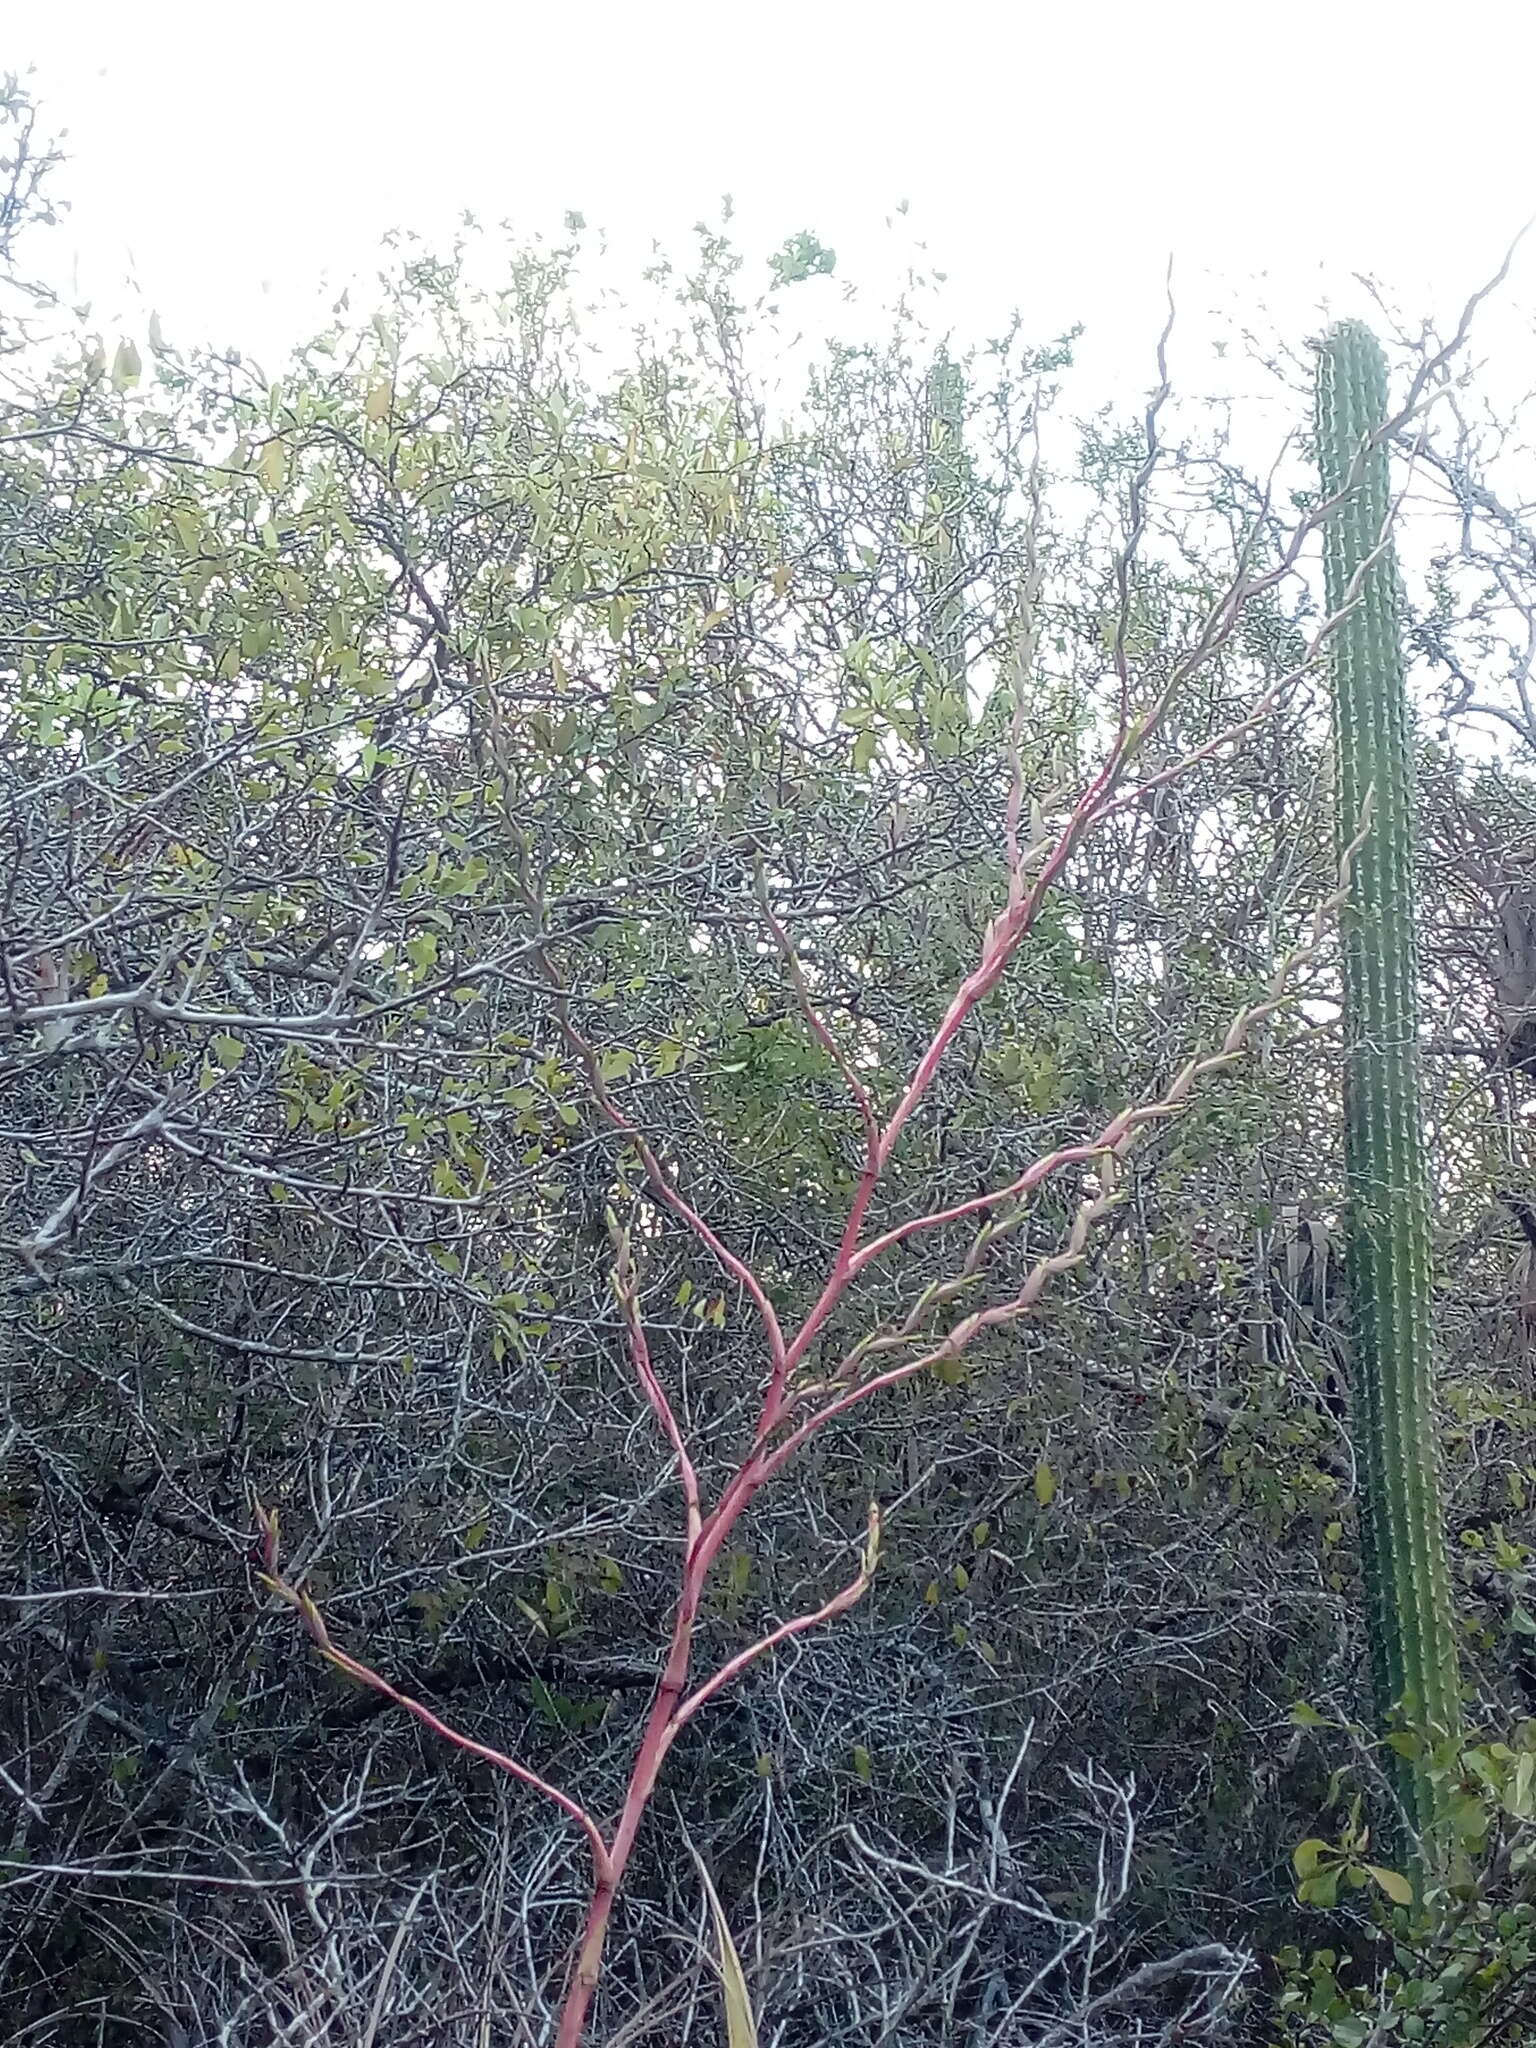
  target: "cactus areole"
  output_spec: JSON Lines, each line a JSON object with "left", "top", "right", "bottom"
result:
{"left": 1316, "top": 321, "right": 1460, "bottom": 1854}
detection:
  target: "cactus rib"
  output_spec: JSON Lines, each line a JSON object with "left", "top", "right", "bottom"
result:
{"left": 1316, "top": 320, "right": 1460, "bottom": 1854}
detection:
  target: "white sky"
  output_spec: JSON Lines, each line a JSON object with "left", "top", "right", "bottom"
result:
{"left": 14, "top": 0, "right": 1536, "bottom": 396}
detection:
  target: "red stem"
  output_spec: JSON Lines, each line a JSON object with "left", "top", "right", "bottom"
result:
{"left": 758, "top": 743, "right": 1127, "bottom": 1428}
{"left": 285, "top": 559, "right": 1372, "bottom": 2040}
{"left": 615, "top": 1237, "right": 701, "bottom": 1542}
{"left": 261, "top": 1571, "right": 613, "bottom": 1879}
{"left": 558, "top": 1014, "right": 790, "bottom": 1380}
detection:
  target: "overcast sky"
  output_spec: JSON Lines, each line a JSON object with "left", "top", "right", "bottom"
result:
{"left": 14, "top": 0, "right": 1536, "bottom": 397}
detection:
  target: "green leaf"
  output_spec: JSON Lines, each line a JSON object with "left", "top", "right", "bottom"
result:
{"left": 528, "top": 1674, "right": 567, "bottom": 1728}
{"left": 1449, "top": 1792, "right": 1491, "bottom": 1846}
{"left": 111, "top": 338, "right": 142, "bottom": 390}
{"left": 211, "top": 1033, "right": 246, "bottom": 1070}
{"left": 1034, "top": 1461, "right": 1057, "bottom": 1507}
{"left": 851, "top": 1744, "right": 873, "bottom": 1783}
{"left": 691, "top": 1849, "right": 758, "bottom": 2048}
{"left": 512, "top": 1595, "right": 548, "bottom": 1637}
{"left": 769, "top": 231, "right": 837, "bottom": 286}
{"left": 655, "top": 1039, "right": 687, "bottom": 1076}
{"left": 1363, "top": 1863, "right": 1414, "bottom": 1906}
{"left": 1297, "top": 1864, "right": 1342, "bottom": 1908}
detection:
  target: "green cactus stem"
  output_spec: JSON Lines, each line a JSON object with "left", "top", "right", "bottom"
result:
{"left": 922, "top": 352, "right": 969, "bottom": 759}
{"left": 1316, "top": 321, "right": 1460, "bottom": 1857}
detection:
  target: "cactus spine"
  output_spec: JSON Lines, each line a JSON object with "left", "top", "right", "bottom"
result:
{"left": 1316, "top": 322, "right": 1460, "bottom": 1851}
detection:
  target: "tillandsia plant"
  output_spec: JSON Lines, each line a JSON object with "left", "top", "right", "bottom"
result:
{"left": 257, "top": 317, "right": 1485, "bottom": 2046}
{"left": 1315, "top": 320, "right": 1461, "bottom": 1857}
{"left": 258, "top": 848, "right": 1353, "bottom": 2044}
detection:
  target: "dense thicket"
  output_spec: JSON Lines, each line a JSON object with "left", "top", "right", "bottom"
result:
{"left": 7, "top": 85, "right": 1536, "bottom": 2046}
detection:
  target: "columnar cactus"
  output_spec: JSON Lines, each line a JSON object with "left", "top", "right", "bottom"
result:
{"left": 1316, "top": 322, "right": 1460, "bottom": 1851}
{"left": 922, "top": 352, "right": 968, "bottom": 757}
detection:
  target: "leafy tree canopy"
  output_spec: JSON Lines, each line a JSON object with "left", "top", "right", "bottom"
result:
{"left": 6, "top": 79, "right": 1536, "bottom": 2048}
